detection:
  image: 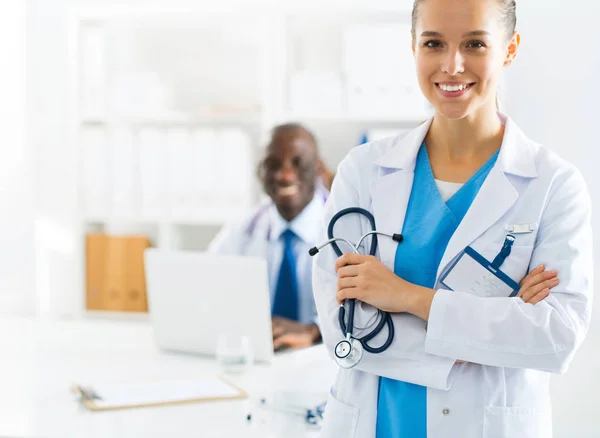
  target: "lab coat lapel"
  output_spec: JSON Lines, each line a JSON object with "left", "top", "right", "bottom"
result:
{"left": 370, "top": 120, "right": 431, "bottom": 270}
{"left": 371, "top": 170, "right": 414, "bottom": 270}
{"left": 438, "top": 165, "right": 518, "bottom": 275}
{"left": 437, "top": 115, "right": 538, "bottom": 277}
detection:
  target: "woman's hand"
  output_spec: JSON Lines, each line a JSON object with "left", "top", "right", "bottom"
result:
{"left": 335, "top": 253, "right": 430, "bottom": 315}
{"left": 518, "top": 264, "right": 559, "bottom": 304}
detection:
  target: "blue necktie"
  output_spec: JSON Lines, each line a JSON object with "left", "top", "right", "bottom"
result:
{"left": 272, "top": 229, "right": 299, "bottom": 321}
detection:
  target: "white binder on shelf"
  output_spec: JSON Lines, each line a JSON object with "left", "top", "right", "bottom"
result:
{"left": 289, "top": 71, "right": 343, "bottom": 117}
{"left": 81, "top": 127, "right": 110, "bottom": 219}
{"left": 165, "top": 127, "right": 192, "bottom": 220}
{"left": 138, "top": 127, "right": 166, "bottom": 220}
{"left": 80, "top": 24, "right": 107, "bottom": 119}
{"left": 343, "top": 22, "right": 427, "bottom": 120}
{"left": 192, "top": 128, "right": 220, "bottom": 221}
{"left": 182, "top": 129, "right": 198, "bottom": 219}
{"left": 109, "top": 127, "right": 138, "bottom": 219}
{"left": 219, "top": 128, "right": 254, "bottom": 216}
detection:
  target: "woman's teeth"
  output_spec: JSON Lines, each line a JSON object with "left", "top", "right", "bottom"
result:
{"left": 438, "top": 83, "right": 471, "bottom": 92}
{"left": 278, "top": 185, "right": 299, "bottom": 196}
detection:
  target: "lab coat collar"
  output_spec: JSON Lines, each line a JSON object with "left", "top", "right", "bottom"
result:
{"left": 269, "top": 192, "right": 324, "bottom": 244}
{"left": 496, "top": 113, "right": 538, "bottom": 178}
{"left": 374, "top": 119, "right": 432, "bottom": 171}
{"left": 374, "top": 113, "right": 538, "bottom": 179}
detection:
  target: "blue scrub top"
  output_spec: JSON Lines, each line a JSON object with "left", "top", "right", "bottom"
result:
{"left": 376, "top": 143, "right": 499, "bottom": 437}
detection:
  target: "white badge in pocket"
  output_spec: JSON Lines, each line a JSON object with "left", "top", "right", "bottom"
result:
{"left": 440, "top": 240, "right": 521, "bottom": 298}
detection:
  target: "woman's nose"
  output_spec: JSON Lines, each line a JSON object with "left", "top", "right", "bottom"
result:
{"left": 442, "top": 49, "right": 465, "bottom": 76}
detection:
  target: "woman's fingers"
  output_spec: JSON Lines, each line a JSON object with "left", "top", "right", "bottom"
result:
{"left": 517, "top": 266, "right": 559, "bottom": 305}
{"left": 337, "top": 276, "right": 358, "bottom": 291}
{"left": 519, "top": 269, "right": 557, "bottom": 294}
{"left": 519, "top": 264, "right": 544, "bottom": 286}
{"left": 521, "top": 269, "right": 556, "bottom": 290}
{"left": 337, "top": 264, "right": 360, "bottom": 278}
{"left": 525, "top": 288, "right": 550, "bottom": 305}
{"left": 335, "top": 253, "right": 361, "bottom": 272}
{"left": 335, "top": 253, "right": 370, "bottom": 272}
{"left": 336, "top": 287, "right": 359, "bottom": 304}
{"left": 520, "top": 277, "right": 559, "bottom": 303}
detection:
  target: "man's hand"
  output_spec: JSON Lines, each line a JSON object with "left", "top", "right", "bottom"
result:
{"left": 272, "top": 317, "right": 321, "bottom": 350}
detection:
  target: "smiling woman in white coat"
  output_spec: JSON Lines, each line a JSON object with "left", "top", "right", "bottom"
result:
{"left": 312, "top": 1, "right": 594, "bottom": 437}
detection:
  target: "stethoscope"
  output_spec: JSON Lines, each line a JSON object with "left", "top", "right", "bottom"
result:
{"left": 246, "top": 397, "right": 326, "bottom": 426}
{"left": 309, "top": 207, "right": 403, "bottom": 369}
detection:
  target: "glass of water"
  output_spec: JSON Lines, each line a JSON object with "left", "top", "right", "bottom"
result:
{"left": 216, "top": 334, "right": 253, "bottom": 374}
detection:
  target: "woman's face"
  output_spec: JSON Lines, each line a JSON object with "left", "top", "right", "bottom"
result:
{"left": 413, "top": 0, "right": 519, "bottom": 120}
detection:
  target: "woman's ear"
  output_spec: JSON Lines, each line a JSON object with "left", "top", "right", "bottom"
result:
{"left": 504, "top": 31, "right": 520, "bottom": 67}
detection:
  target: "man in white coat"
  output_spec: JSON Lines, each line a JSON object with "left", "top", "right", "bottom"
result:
{"left": 209, "top": 123, "right": 328, "bottom": 350}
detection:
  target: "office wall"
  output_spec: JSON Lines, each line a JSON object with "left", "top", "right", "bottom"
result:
{"left": 30, "top": 0, "right": 282, "bottom": 317}
{"left": 29, "top": 0, "right": 412, "bottom": 317}
{"left": 504, "top": 3, "right": 600, "bottom": 438}
{"left": 29, "top": 0, "right": 78, "bottom": 316}
{"left": 0, "top": 2, "right": 35, "bottom": 316}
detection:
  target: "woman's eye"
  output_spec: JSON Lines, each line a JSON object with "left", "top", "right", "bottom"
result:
{"left": 466, "top": 40, "right": 486, "bottom": 49}
{"left": 423, "top": 40, "right": 442, "bottom": 48}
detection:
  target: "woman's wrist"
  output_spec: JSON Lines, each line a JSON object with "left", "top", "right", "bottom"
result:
{"left": 404, "top": 283, "right": 437, "bottom": 321}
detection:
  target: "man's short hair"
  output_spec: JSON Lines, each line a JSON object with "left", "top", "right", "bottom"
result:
{"left": 270, "top": 123, "right": 317, "bottom": 146}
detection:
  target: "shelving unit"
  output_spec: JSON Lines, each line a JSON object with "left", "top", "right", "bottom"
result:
{"left": 68, "top": 2, "right": 433, "bottom": 314}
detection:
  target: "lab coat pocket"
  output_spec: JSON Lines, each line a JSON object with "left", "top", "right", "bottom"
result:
{"left": 481, "top": 245, "right": 534, "bottom": 287}
{"left": 483, "top": 406, "right": 552, "bottom": 438}
{"left": 320, "top": 390, "right": 359, "bottom": 438}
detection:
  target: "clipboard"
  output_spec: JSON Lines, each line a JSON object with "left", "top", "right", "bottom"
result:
{"left": 71, "top": 376, "right": 247, "bottom": 411}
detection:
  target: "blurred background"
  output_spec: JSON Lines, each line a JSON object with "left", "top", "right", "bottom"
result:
{"left": 1, "top": 0, "right": 599, "bottom": 436}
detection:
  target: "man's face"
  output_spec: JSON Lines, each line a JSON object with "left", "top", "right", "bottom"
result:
{"left": 260, "top": 128, "right": 318, "bottom": 220}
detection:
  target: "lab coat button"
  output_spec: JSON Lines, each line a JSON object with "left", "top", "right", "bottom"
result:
{"left": 442, "top": 408, "right": 450, "bottom": 415}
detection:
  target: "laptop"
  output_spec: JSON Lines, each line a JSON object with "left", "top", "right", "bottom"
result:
{"left": 144, "top": 249, "right": 275, "bottom": 363}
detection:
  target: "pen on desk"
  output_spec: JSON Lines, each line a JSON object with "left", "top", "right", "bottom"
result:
{"left": 70, "top": 385, "right": 103, "bottom": 401}
{"left": 246, "top": 397, "right": 301, "bottom": 422}
{"left": 245, "top": 397, "right": 326, "bottom": 425}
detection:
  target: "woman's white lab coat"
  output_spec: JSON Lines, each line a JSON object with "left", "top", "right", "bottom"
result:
{"left": 312, "top": 114, "right": 593, "bottom": 438}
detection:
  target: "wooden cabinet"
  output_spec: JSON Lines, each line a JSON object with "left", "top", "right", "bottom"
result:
{"left": 86, "top": 233, "right": 150, "bottom": 312}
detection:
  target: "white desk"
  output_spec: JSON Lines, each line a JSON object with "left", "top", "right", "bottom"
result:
{"left": 0, "top": 316, "right": 338, "bottom": 438}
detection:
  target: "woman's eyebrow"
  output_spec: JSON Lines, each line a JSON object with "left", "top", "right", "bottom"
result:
{"left": 420, "top": 30, "right": 490, "bottom": 37}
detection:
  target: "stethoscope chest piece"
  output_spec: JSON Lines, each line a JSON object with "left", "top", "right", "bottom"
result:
{"left": 334, "top": 338, "right": 363, "bottom": 369}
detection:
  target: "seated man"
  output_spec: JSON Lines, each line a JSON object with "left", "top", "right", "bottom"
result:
{"left": 209, "top": 123, "right": 328, "bottom": 350}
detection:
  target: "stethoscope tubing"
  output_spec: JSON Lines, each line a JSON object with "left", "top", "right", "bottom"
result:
{"left": 316, "top": 207, "right": 400, "bottom": 355}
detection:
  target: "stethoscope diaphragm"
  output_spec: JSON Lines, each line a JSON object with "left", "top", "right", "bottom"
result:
{"left": 334, "top": 337, "right": 363, "bottom": 369}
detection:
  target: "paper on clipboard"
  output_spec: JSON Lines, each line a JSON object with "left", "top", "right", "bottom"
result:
{"left": 73, "top": 376, "right": 246, "bottom": 411}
